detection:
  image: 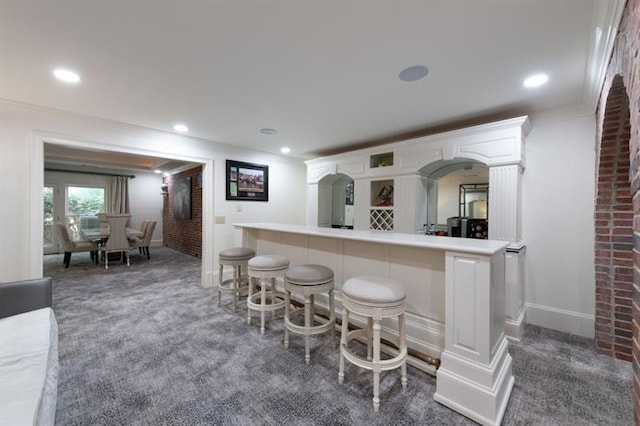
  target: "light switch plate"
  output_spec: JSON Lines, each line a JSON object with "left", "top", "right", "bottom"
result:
{"left": 215, "top": 216, "right": 225, "bottom": 224}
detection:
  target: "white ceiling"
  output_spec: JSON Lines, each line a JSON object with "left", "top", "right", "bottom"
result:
{"left": 0, "top": 1, "right": 621, "bottom": 161}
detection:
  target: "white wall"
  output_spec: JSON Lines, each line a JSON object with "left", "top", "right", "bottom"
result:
{"left": 522, "top": 113, "right": 596, "bottom": 337}
{"left": 0, "top": 100, "right": 307, "bottom": 283}
{"left": 126, "top": 172, "right": 164, "bottom": 246}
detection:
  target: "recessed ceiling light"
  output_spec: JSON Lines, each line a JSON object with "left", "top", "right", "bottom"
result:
{"left": 280, "top": 147, "right": 291, "bottom": 154}
{"left": 154, "top": 170, "right": 162, "bottom": 174}
{"left": 53, "top": 68, "right": 81, "bottom": 83}
{"left": 173, "top": 124, "right": 189, "bottom": 133}
{"left": 523, "top": 73, "right": 549, "bottom": 88}
{"left": 398, "top": 65, "right": 429, "bottom": 82}
{"left": 260, "top": 128, "right": 278, "bottom": 135}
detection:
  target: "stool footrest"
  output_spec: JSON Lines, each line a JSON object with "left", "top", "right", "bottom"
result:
{"left": 218, "top": 277, "right": 250, "bottom": 294}
{"left": 247, "top": 292, "right": 286, "bottom": 311}
{"left": 341, "top": 329, "right": 407, "bottom": 371}
{"left": 285, "top": 315, "right": 334, "bottom": 336}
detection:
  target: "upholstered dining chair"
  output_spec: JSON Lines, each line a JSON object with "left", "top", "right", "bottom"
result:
{"left": 99, "top": 214, "right": 131, "bottom": 269}
{"left": 130, "top": 221, "right": 156, "bottom": 260}
{"left": 54, "top": 223, "right": 99, "bottom": 268}
{"left": 136, "top": 220, "right": 150, "bottom": 254}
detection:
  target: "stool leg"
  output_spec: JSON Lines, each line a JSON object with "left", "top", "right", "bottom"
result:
{"left": 338, "top": 307, "right": 348, "bottom": 384}
{"left": 400, "top": 312, "right": 407, "bottom": 389}
{"left": 329, "top": 289, "right": 336, "bottom": 343}
{"left": 372, "top": 320, "right": 382, "bottom": 412}
{"left": 304, "top": 294, "right": 312, "bottom": 364}
{"left": 247, "top": 276, "right": 254, "bottom": 325}
{"left": 284, "top": 288, "right": 291, "bottom": 349}
{"left": 218, "top": 264, "right": 223, "bottom": 307}
{"left": 367, "top": 317, "right": 373, "bottom": 361}
{"left": 231, "top": 265, "right": 239, "bottom": 313}
{"left": 260, "top": 279, "right": 267, "bottom": 335}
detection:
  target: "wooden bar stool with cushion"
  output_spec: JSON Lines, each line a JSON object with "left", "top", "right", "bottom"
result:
{"left": 247, "top": 254, "right": 289, "bottom": 335}
{"left": 218, "top": 247, "right": 255, "bottom": 312}
{"left": 338, "top": 275, "right": 408, "bottom": 412}
{"left": 283, "top": 264, "right": 336, "bottom": 364}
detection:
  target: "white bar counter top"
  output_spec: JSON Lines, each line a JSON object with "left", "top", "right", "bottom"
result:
{"left": 235, "top": 222, "right": 513, "bottom": 426}
{"left": 234, "top": 222, "right": 509, "bottom": 256}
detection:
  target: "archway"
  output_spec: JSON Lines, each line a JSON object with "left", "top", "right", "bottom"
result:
{"left": 317, "top": 173, "right": 354, "bottom": 228}
{"left": 418, "top": 159, "right": 488, "bottom": 233}
{"left": 595, "top": 75, "right": 632, "bottom": 360}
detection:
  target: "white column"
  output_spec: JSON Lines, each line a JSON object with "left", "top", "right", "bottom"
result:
{"left": 306, "top": 183, "right": 319, "bottom": 227}
{"left": 489, "top": 164, "right": 526, "bottom": 340}
{"left": 425, "top": 176, "right": 438, "bottom": 231}
{"left": 394, "top": 175, "right": 420, "bottom": 234}
{"left": 488, "top": 164, "right": 522, "bottom": 242}
{"left": 353, "top": 179, "right": 370, "bottom": 231}
{"left": 434, "top": 249, "right": 513, "bottom": 426}
{"left": 505, "top": 247, "right": 526, "bottom": 339}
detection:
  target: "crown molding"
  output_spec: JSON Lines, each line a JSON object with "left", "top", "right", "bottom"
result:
{"left": 584, "top": 0, "right": 627, "bottom": 112}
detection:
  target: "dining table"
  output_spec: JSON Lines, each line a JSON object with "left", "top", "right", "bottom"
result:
{"left": 82, "top": 227, "right": 144, "bottom": 241}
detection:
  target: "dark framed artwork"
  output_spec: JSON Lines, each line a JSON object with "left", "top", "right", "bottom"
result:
{"left": 226, "top": 160, "right": 269, "bottom": 201}
{"left": 172, "top": 176, "right": 192, "bottom": 219}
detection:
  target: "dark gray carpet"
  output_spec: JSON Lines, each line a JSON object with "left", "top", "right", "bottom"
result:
{"left": 44, "top": 248, "right": 633, "bottom": 425}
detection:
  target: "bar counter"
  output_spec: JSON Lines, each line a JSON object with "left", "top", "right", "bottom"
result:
{"left": 234, "top": 223, "right": 513, "bottom": 426}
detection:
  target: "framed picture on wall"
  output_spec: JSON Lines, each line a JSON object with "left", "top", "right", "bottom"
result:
{"left": 172, "top": 176, "right": 192, "bottom": 219}
{"left": 226, "top": 160, "right": 269, "bottom": 201}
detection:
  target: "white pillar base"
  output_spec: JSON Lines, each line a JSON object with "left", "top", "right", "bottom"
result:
{"left": 505, "top": 307, "right": 526, "bottom": 342}
{"left": 434, "top": 337, "right": 513, "bottom": 426}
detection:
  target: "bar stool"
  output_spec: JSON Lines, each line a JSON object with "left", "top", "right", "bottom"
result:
{"left": 283, "top": 264, "right": 336, "bottom": 364}
{"left": 338, "top": 275, "right": 407, "bottom": 412}
{"left": 247, "top": 254, "right": 289, "bottom": 335}
{"left": 218, "top": 247, "right": 255, "bottom": 312}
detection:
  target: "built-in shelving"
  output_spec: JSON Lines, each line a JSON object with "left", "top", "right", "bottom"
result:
{"left": 370, "top": 179, "right": 394, "bottom": 231}
{"left": 370, "top": 152, "right": 394, "bottom": 168}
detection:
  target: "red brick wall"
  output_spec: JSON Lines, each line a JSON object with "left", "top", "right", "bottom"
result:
{"left": 162, "top": 166, "right": 202, "bottom": 257}
{"left": 595, "top": 0, "right": 640, "bottom": 422}
{"left": 595, "top": 76, "right": 633, "bottom": 360}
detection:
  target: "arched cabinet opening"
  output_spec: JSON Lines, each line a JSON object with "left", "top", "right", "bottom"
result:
{"left": 317, "top": 173, "right": 354, "bottom": 229}
{"left": 418, "top": 159, "right": 489, "bottom": 238}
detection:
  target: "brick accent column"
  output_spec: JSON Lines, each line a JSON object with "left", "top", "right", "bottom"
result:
{"left": 595, "top": 76, "right": 632, "bottom": 360}
{"left": 162, "top": 166, "right": 202, "bottom": 257}
{"left": 595, "top": 0, "right": 640, "bottom": 422}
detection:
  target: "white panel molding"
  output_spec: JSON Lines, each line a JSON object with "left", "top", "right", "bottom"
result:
{"left": 337, "top": 161, "right": 365, "bottom": 176}
{"left": 398, "top": 148, "right": 442, "bottom": 170}
{"left": 456, "top": 136, "right": 517, "bottom": 164}
{"left": 307, "top": 163, "right": 336, "bottom": 183}
{"left": 525, "top": 302, "right": 595, "bottom": 339}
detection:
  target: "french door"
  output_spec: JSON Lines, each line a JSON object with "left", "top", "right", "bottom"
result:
{"left": 43, "top": 184, "right": 58, "bottom": 254}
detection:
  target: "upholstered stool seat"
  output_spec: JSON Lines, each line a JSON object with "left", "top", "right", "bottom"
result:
{"left": 247, "top": 254, "right": 289, "bottom": 335}
{"left": 218, "top": 247, "right": 255, "bottom": 312}
{"left": 338, "top": 275, "right": 408, "bottom": 412}
{"left": 284, "top": 264, "right": 336, "bottom": 364}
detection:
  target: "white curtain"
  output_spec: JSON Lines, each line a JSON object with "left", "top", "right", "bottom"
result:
{"left": 109, "top": 176, "right": 130, "bottom": 214}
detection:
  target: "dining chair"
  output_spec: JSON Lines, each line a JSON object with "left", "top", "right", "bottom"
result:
{"left": 54, "top": 223, "right": 99, "bottom": 268}
{"left": 99, "top": 215, "right": 131, "bottom": 269}
{"left": 136, "top": 220, "right": 150, "bottom": 254}
{"left": 130, "top": 221, "right": 156, "bottom": 260}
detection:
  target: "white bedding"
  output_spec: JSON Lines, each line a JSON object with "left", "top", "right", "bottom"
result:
{"left": 0, "top": 307, "right": 58, "bottom": 426}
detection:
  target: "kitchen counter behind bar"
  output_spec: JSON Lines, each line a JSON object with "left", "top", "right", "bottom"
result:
{"left": 235, "top": 222, "right": 513, "bottom": 426}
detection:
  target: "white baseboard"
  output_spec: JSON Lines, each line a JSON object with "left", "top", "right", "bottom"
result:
{"left": 505, "top": 308, "right": 526, "bottom": 342}
{"left": 525, "top": 302, "right": 594, "bottom": 338}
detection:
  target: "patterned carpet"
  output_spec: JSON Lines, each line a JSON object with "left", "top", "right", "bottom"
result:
{"left": 44, "top": 247, "right": 633, "bottom": 425}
